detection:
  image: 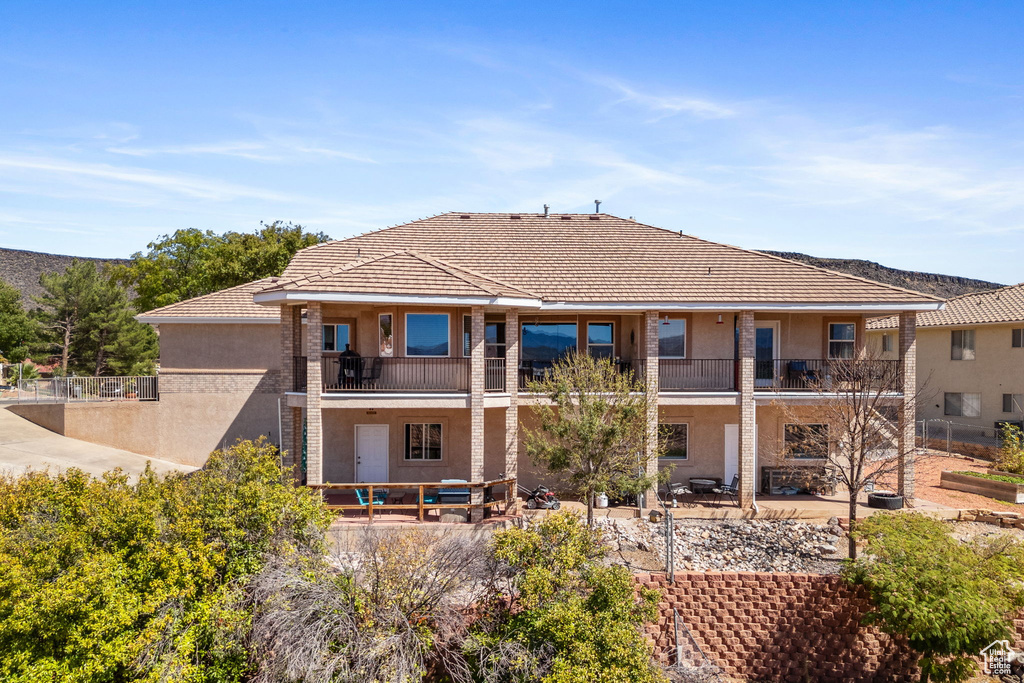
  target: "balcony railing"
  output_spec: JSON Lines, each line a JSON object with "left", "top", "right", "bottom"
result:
{"left": 752, "top": 359, "right": 902, "bottom": 392}
{"left": 289, "top": 356, "right": 903, "bottom": 395}
{"left": 3, "top": 376, "right": 159, "bottom": 403}
{"left": 293, "top": 356, "right": 475, "bottom": 393}
{"left": 657, "top": 359, "right": 736, "bottom": 391}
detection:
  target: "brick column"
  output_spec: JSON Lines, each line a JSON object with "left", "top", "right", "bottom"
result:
{"left": 279, "top": 305, "right": 299, "bottom": 473}
{"left": 505, "top": 308, "right": 520, "bottom": 512}
{"left": 738, "top": 311, "right": 756, "bottom": 508}
{"left": 898, "top": 312, "right": 917, "bottom": 500}
{"left": 305, "top": 302, "right": 323, "bottom": 486}
{"left": 644, "top": 312, "right": 660, "bottom": 505}
{"left": 470, "top": 306, "right": 486, "bottom": 522}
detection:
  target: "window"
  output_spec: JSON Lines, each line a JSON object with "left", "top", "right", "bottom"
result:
{"left": 658, "top": 318, "right": 686, "bottom": 358}
{"left": 1013, "top": 328, "right": 1023, "bottom": 348}
{"left": 951, "top": 329, "right": 976, "bottom": 361}
{"left": 406, "top": 313, "right": 449, "bottom": 357}
{"left": 404, "top": 423, "right": 442, "bottom": 460}
{"left": 521, "top": 322, "right": 577, "bottom": 362}
{"left": 944, "top": 392, "right": 981, "bottom": 417}
{"left": 828, "top": 323, "right": 856, "bottom": 359}
{"left": 587, "top": 322, "right": 615, "bottom": 358}
{"left": 881, "top": 333, "right": 893, "bottom": 353}
{"left": 378, "top": 313, "right": 393, "bottom": 357}
{"left": 486, "top": 322, "right": 506, "bottom": 358}
{"left": 322, "top": 324, "right": 351, "bottom": 352}
{"left": 1003, "top": 394, "right": 1024, "bottom": 413}
{"left": 463, "top": 315, "right": 472, "bottom": 357}
{"left": 659, "top": 423, "right": 688, "bottom": 459}
{"left": 784, "top": 423, "right": 829, "bottom": 459}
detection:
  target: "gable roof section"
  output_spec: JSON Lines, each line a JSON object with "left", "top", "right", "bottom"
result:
{"left": 868, "top": 282, "right": 1024, "bottom": 330}
{"left": 137, "top": 278, "right": 280, "bottom": 323}
{"left": 260, "top": 250, "right": 538, "bottom": 301}
{"left": 275, "top": 213, "right": 942, "bottom": 308}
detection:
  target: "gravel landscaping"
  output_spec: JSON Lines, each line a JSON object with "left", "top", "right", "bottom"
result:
{"left": 596, "top": 517, "right": 849, "bottom": 574}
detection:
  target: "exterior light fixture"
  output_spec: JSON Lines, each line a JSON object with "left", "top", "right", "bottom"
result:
{"left": 716, "top": 315, "right": 724, "bottom": 324}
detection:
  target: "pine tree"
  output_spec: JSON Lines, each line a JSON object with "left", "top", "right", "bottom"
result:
{"left": 0, "top": 279, "right": 38, "bottom": 363}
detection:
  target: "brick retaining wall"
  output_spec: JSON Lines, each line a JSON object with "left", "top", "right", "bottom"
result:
{"left": 638, "top": 571, "right": 920, "bottom": 681}
{"left": 640, "top": 571, "right": 1024, "bottom": 682}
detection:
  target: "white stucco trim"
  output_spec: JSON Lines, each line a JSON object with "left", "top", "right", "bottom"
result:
{"left": 536, "top": 301, "right": 945, "bottom": 313}
{"left": 135, "top": 315, "right": 279, "bottom": 325}
{"left": 253, "top": 291, "right": 542, "bottom": 308}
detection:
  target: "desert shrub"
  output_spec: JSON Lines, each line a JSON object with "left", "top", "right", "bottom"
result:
{"left": 0, "top": 437, "right": 329, "bottom": 683}
{"left": 470, "top": 511, "right": 666, "bottom": 683}
{"left": 994, "top": 424, "right": 1024, "bottom": 475}
{"left": 241, "top": 527, "right": 491, "bottom": 683}
{"left": 845, "top": 513, "right": 1024, "bottom": 683}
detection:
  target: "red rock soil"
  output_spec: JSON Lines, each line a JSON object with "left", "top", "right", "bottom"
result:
{"left": 906, "top": 452, "right": 1022, "bottom": 511}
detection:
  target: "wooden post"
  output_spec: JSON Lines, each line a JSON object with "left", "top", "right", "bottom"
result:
{"left": 418, "top": 484, "right": 425, "bottom": 521}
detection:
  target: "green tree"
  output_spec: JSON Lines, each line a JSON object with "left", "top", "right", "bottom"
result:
{"left": 0, "top": 279, "right": 38, "bottom": 362}
{"left": 993, "top": 423, "right": 1024, "bottom": 475}
{"left": 524, "top": 352, "right": 664, "bottom": 527}
{"left": 0, "top": 437, "right": 330, "bottom": 683}
{"left": 35, "top": 260, "right": 157, "bottom": 375}
{"left": 114, "top": 221, "right": 330, "bottom": 312}
{"left": 472, "top": 511, "right": 666, "bottom": 683}
{"left": 845, "top": 513, "right": 1024, "bottom": 683}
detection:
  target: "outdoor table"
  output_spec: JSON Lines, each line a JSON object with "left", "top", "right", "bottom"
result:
{"left": 689, "top": 478, "right": 718, "bottom": 506}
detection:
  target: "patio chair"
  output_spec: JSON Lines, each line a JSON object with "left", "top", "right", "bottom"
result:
{"left": 787, "top": 361, "right": 819, "bottom": 387}
{"left": 354, "top": 487, "right": 387, "bottom": 511}
{"left": 360, "top": 357, "right": 383, "bottom": 388}
{"left": 713, "top": 475, "right": 740, "bottom": 507}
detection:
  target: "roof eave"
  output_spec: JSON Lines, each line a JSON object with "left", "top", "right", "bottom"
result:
{"left": 252, "top": 290, "right": 544, "bottom": 308}
{"left": 536, "top": 301, "right": 946, "bottom": 313}
{"left": 135, "top": 315, "right": 280, "bottom": 325}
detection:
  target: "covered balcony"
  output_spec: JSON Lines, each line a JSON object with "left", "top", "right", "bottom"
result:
{"left": 293, "top": 356, "right": 508, "bottom": 393}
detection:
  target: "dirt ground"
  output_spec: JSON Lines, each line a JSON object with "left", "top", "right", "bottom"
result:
{"left": 911, "top": 451, "right": 1023, "bottom": 511}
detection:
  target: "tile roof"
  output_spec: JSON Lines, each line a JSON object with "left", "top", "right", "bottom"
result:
{"left": 262, "top": 250, "right": 537, "bottom": 299}
{"left": 137, "top": 278, "right": 280, "bottom": 320}
{"left": 276, "top": 212, "right": 942, "bottom": 306}
{"left": 868, "top": 283, "right": 1024, "bottom": 330}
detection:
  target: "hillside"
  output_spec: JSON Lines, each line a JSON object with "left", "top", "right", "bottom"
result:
{"left": 0, "top": 247, "right": 128, "bottom": 308}
{"left": 760, "top": 251, "right": 1003, "bottom": 299}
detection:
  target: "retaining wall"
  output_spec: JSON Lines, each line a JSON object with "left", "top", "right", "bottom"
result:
{"left": 639, "top": 571, "right": 919, "bottom": 681}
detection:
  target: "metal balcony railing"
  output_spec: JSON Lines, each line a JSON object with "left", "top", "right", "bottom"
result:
{"left": 752, "top": 359, "right": 902, "bottom": 392}
{"left": 294, "top": 356, "right": 472, "bottom": 393}
{"left": 656, "top": 359, "right": 736, "bottom": 391}
{"left": 3, "top": 376, "right": 159, "bottom": 403}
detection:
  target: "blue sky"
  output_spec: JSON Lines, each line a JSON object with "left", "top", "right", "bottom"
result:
{"left": 1, "top": 2, "right": 1022, "bottom": 283}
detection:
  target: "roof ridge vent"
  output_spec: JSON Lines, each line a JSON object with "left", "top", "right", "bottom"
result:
{"left": 560, "top": 215, "right": 572, "bottom": 220}
{"left": 510, "top": 214, "right": 522, "bottom": 220}
{"left": 459, "top": 214, "right": 471, "bottom": 219}
{"left": 588, "top": 215, "right": 600, "bottom": 220}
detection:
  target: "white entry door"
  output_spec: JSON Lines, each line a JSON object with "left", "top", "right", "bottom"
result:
{"left": 724, "top": 424, "right": 757, "bottom": 487}
{"left": 355, "top": 425, "right": 389, "bottom": 483}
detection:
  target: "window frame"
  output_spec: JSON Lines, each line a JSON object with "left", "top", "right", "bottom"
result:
{"left": 944, "top": 392, "right": 982, "bottom": 418}
{"left": 463, "top": 315, "right": 472, "bottom": 357}
{"left": 587, "top": 321, "right": 616, "bottom": 359}
{"left": 404, "top": 312, "right": 451, "bottom": 358}
{"left": 1013, "top": 328, "right": 1023, "bottom": 348}
{"left": 658, "top": 318, "right": 687, "bottom": 359}
{"left": 951, "top": 329, "right": 976, "bottom": 361}
{"left": 322, "top": 323, "right": 352, "bottom": 353}
{"left": 881, "top": 333, "right": 893, "bottom": 354}
{"left": 1003, "top": 394, "right": 1024, "bottom": 414}
{"left": 485, "top": 321, "right": 506, "bottom": 358}
{"left": 783, "top": 423, "right": 830, "bottom": 460}
{"left": 658, "top": 422, "right": 689, "bottom": 460}
{"left": 403, "top": 422, "right": 443, "bottom": 461}
{"left": 827, "top": 322, "right": 857, "bottom": 359}
{"left": 378, "top": 313, "right": 394, "bottom": 357}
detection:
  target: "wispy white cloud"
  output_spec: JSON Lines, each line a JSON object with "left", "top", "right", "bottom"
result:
{"left": 106, "top": 137, "right": 377, "bottom": 164}
{"left": 0, "top": 155, "right": 299, "bottom": 203}
{"left": 591, "top": 76, "right": 737, "bottom": 120}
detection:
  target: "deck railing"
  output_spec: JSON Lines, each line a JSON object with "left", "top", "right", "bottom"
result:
{"left": 294, "top": 356, "right": 472, "bottom": 393}
{"left": 485, "top": 358, "right": 506, "bottom": 392}
{"left": 753, "top": 359, "right": 902, "bottom": 392}
{"left": 308, "top": 477, "right": 516, "bottom": 521}
{"left": 656, "top": 359, "right": 736, "bottom": 391}
{"left": 3, "top": 376, "right": 159, "bottom": 403}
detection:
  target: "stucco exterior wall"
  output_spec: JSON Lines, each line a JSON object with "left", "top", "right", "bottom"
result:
{"left": 321, "top": 407, "right": 475, "bottom": 483}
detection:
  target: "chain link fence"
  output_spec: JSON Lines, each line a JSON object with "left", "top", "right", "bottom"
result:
{"left": 917, "top": 418, "right": 1002, "bottom": 460}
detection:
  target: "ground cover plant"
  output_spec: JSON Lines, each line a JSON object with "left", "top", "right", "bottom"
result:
{"left": 844, "top": 513, "right": 1024, "bottom": 683}
{"left": 952, "top": 470, "right": 1024, "bottom": 485}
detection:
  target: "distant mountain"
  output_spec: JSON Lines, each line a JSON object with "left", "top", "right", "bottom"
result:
{"left": 759, "top": 251, "right": 1003, "bottom": 299}
{"left": 0, "top": 247, "right": 129, "bottom": 308}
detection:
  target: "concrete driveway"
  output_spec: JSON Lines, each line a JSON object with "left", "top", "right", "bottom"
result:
{"left": 0, "top": 407, "right": 196, "bottom": 478}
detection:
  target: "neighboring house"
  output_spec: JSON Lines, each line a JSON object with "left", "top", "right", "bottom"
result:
{"left": 115, "top": 213, "right": 940, "bottom": 512}
{"left": 868, "top": 283, "right": 1024, "bottom": 431}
